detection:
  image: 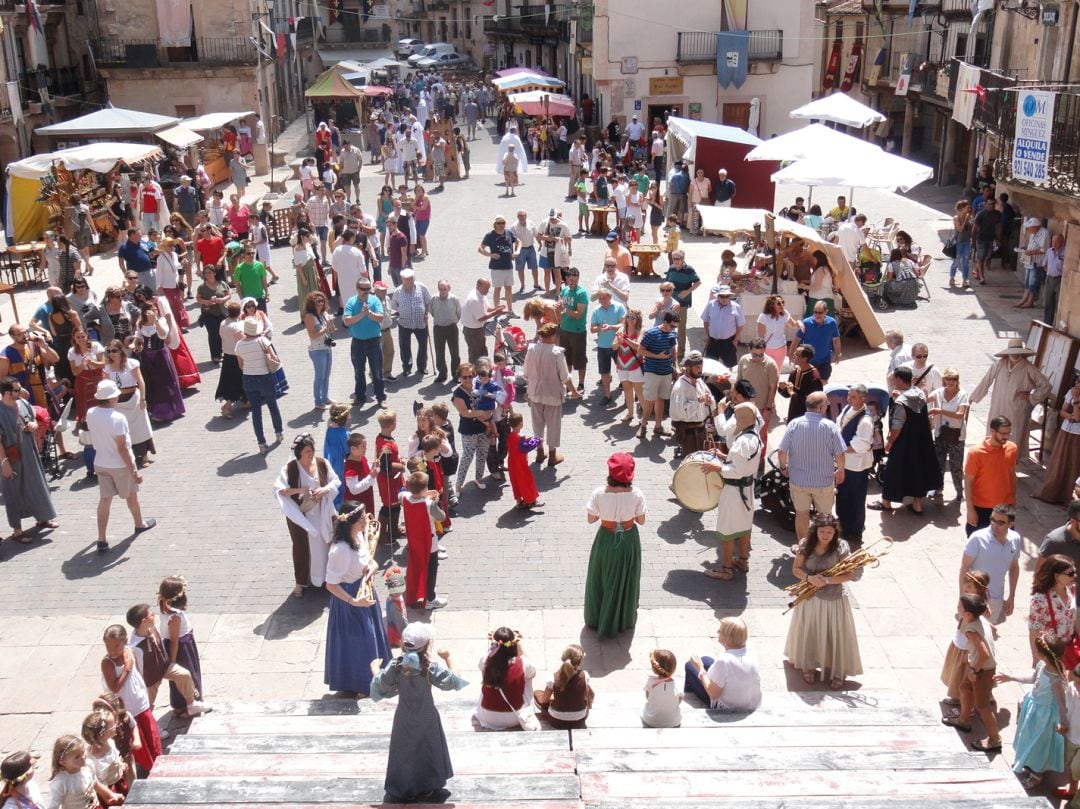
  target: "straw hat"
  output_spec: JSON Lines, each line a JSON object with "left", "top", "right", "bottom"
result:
{"left": 994, "top": 338, "right": 1035, "bottom": 358}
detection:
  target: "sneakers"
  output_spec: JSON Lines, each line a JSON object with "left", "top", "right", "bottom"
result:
{"left": 96, "top": 540, "right": 109, "bottom": 553}
{"left": 427, "top": 596, "right": 449, "bottom": 610}
{"left": 437, "top": 545, "right": 448, "bottom": 560}
{"left": 187, "top": 701, "right": 213, "bottom": 716}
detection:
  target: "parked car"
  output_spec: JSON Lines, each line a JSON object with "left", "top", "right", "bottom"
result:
{"left": 397, "top": 38, "right": 425, "bottom": 58}
{"left": 408, "top": 42, "right": 454, "bottom": 66}
{"left": 418, "top": 52, "right": 470, "bottom": 70}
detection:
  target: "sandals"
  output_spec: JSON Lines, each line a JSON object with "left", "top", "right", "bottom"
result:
{"left": 972, "top": 738, "right": 1003, "bottom": 753}
{"left": 941, "top": 716, "right": 972, "bottom": 733}
{"left": 802, "top": 670, "right": 817, "bottom": 685}
{"left": 866, "top": 501, "right": 895, "bottom": 511}
{"left": 732, "top": 557, "right": 750, "bottom": 572}
{"left": 636, "top": 425, "right": 648, "bottom": 440}
{"left": 704, "top": 566, "right": 735, "bottom": 581}
{"left": 829, "top": 677, "right": 846, "bottom": 690}
{"left": 291, "top": 585, "right": 304, "bottom": 599}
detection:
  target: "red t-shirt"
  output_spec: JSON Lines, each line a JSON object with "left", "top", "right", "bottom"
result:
{"left": 196, "top": 236, "right": 225, "bottom": 267}
{"left": 375, "top": 434, "right": 403, "bottom": 505}
{"left": 141, "top": 186, "right": 159, "bottom": 213}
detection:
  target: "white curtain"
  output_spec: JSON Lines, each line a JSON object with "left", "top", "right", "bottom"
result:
{"left": 155, "top": 0, "right": 192, "bottom": 47}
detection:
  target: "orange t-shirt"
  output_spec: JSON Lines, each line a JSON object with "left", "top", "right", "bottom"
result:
{"left": 964, "top": 438, "right": 1018, "bottom": 508}
{"left": 605, "top": 246, "right": 632, "bottom": 273}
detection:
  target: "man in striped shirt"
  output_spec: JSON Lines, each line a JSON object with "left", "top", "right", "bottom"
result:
{"left": 638, "top": 310, "right": 679, "bottom": 440}
{"left": 777, "top": 391, "right": 847, "bottom": 539}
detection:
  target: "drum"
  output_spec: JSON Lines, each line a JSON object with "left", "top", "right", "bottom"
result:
{"left": 670, "top": 450, "right": 725, "bottom": 512}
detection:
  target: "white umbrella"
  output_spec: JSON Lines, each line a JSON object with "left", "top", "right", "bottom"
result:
{"left": 744, "top": 123, "right": 877, "bottom": 162}
{"left": 770, "top": 149, "right": 934, "bottom": 193}
{"left": 789, "top": 94, "right": 886, "bottom": 128}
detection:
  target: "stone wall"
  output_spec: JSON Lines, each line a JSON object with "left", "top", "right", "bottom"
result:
{"left": 97, "top": 0, "right": 251, "bottom": 39}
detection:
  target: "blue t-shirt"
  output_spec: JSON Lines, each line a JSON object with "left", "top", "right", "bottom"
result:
{"left": 796, "top": 315, "right": 841, "bottom": 364}
{"left": 118, "top": 240, "right": 153, "bottom": 273}
{"left": 590, "top": 302, "right": 626, "bottom": 349}
{"left": 345, "top": 293, "right": 383, "bottom": 340}
{"left": 473, "top": 378, "right": 502, "bottom": 411}
{"left": 668, "top": 171, "right": 690, "bottom": 195}
{"left": 640, "top": 325, "right": 677, "bottom": 375}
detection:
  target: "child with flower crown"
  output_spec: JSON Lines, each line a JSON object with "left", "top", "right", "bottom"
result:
{"left": 1, "top": 751, "right": 44, "bottom": 809}
{"left": 384, "top": 567, "right": 408, "bottom": 648}
{"left": 157, "top": 576, "right": 206, "bottom": 719}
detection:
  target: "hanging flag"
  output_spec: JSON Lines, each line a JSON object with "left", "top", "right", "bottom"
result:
{"left": 328, "top": 0, "right": 342, "bottom": 24}
{"left": 895, "top": 52, "right": 915, "bottom": 96}
{"left": 908, "top": 0, "right": 918, "bottom": 22}
{"left": 277, "top": 32, "right": 286, "bottom": 62}
{"left": 868, "top": 47, "right": 887, "bottom": 85}
{"left": 716, "top": 30, "right": 750, "bottom": 89}
{"left": 822, "top": 40, "right": 843, "bottom": 92}
{"left": 839, "top": 43, "right": 863, "bottom": 92}
{"left": 362, "top": 0, "right": 372, "bottom": 22}
{"left": 481, "top": 0, "right": 494, "bottom": 5}
{"left": 25, "top": 0, "right": 43, "bottom": 35}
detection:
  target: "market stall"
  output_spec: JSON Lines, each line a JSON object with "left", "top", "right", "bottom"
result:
{"left": 5, "top": 142, "right": 164, "bottom": 244}
{"left": 665, "top": 117, "right": 774, "bottom": 210}
{"left": 181, "top": 111, "right": 255, "bottom": 187}
{"left": 508, "top": 90, "right": 575, "bottom": 118}
{"left": 305, "top": 65, "right": 366, "bottom": 134}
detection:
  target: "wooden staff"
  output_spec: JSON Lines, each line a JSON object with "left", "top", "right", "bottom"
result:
{"left": 782, "top": 536, "right": 892, "bottom": 615}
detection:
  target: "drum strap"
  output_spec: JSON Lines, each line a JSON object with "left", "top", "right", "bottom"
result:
{"left": 725, "top": 428, "right": 762, "bottom": 510}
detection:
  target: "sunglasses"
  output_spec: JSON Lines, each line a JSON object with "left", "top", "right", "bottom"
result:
{"left": 990, "top": 518, "right": 1010, "bottom": 526}
{"left": 107, "top": 349, "right": 122, "bottom": 355}
{"left": 1065, "top": 570, "right": 1078, "bottom": 577}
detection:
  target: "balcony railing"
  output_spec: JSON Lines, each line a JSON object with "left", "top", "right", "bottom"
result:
{"left": 860, "top": 0, "right": 939, "bottom": 10}
{"left": 18, "top": 65, "right": 83, "bottom": 103}
{"left": 520, "top": 3, "right": 557, "bottom": 28}
{"left": 91, "top": 37, "right": 259, "bottom": 69}
{"left": 941, "top": 0, "right": 972, "bottom": 14}
{"left": 676, "top": 30, "right": 783, "bottom": 64}
{"left": 985, "top": 89, "right": 1080, "bottom": 195}
{"left": 0, "top": 84, "right": 13, "bottom": 121}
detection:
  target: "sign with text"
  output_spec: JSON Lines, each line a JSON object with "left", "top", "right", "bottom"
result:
{"left": 648, "top": 76, "right": 683, "bottom": 96}
{"left": 1013, "top": 90, "right": 1055, "bottom": 183}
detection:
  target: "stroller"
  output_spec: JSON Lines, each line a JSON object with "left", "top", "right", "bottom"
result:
{"left": 858, "top": 260, "right": 888, "bottom": 312}
{"left": 487, "top": 316, "right": 529, "bottom": 401}
{"left": 755, "top": 449, "right": 795, "bottom": 528}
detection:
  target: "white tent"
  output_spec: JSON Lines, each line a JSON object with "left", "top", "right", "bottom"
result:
{"left": 665, "top": 116, "right": 761, "bottom": 163}
{"left": 36, "top": 107, "right": 181, "bottom": 137}
{"left": 744, "top": 122, "right": 877, "bottom": 162}
{"left": 697, "top": 206, "right": 822, "bottom": 243}
{"left": 770, "top": 149, "right": 934, "bottom": 193}
{"left": 7, "top": 142, "right": 164, "bottom": 179}
{"left": 789, "top": 94, "right": 886, "bottom": 128}
{"left": 181, "top": 111, "right": 255, "bottom": 132}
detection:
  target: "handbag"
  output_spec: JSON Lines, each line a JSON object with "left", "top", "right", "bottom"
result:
{"left": 260, "top": 337, "right": 282, "bottom": 373}
{"left": 1046, "top": 593, "right": 1080, "bottom": 671}
{"left": 942, "top": 234, "right": 958, "bottom": 259}
{"left": 498, "top": 687, "right": 540, "bottom": 732}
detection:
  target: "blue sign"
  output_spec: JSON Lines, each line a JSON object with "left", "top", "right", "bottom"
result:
{"left": 634, "top": 100, "right": 641, "bottom": 111}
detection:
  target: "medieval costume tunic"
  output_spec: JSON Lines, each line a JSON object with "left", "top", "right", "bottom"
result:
{"left": 402, "top": 490, "right": 445, "bottom": 608}
{"left": 715, "top": 422, "right": 764, "bottom": 541}
{"left": 0, "top": 396, "right": 56, "bottom": 531}
{"left": 881, "top": 387, "right": 941, "bottom": 503}
{"left": 969, "top": 343, "right": 1051, "bottom": 456}
{"left": 496, "top": 126, "right": 529, "bottom": 176}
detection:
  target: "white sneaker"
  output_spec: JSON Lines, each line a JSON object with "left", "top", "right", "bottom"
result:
{"left": 187, "top": 701, "right": 213, "bottom": 716}
{"left": 427, "top": 596, "right": 449, "bottom": 610}
{"left": 438, "top": 546, "right": 448, "bottom": 560}
{"left": 158, "top": 727, "right": 170, "bottom": 739}
{"left": 473, "top": 479, "right": 487, "bottom": 490}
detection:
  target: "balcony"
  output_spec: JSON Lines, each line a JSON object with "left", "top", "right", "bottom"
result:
{"left": 520, "top": 3, "right": 558, "bottom": 28}
{"left": 860, "top": 0, "right": 939, "bottom": 10}
{"left": 676, "top": 30, "right": 784, "bottom": 64}
{"left": 427, "top": 0, "right": 450, "bottom": 9}
{"left": 941, "top": 0, "right": 973, "bottom": 15}
{"left": 18, "top": 65, "right": 84, "bottom": 103}
{"left": 984, "top": 88, "right": 1080, "bottom": 196}
{"left": 91, "top": 37, "right": 259, "bottom": 69}
{"left": 0, "top": 84, "right": 14, "bottom": 121}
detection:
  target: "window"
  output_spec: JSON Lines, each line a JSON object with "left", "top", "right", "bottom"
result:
{"left": 465, "top": 5, "right": 472, "bottom": 39}
{"left": 452, "top": 10, "right": 459, "bottom": 40}
{"left": 175, "top": 104, "right": 197, "bottom": 118}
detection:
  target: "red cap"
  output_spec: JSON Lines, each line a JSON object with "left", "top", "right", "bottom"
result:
{"left": 373, "top": 280, "right": 388, "bottom": 289}
{"left": 607, "top": 452, "right": 635, "bottom": 484}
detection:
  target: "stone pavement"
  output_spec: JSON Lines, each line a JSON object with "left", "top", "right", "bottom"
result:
{"left": 0, "top": 120, "right": 1067, "bottom": 794}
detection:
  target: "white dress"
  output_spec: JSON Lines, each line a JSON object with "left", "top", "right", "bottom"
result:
{"left": 497, "top": 130, "right": 529, "bottom": 175}
{"left": 274, "top": 461, "right": 342, "bottom": 587}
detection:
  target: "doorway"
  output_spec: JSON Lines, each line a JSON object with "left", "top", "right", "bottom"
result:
{"left": 722, "top": 103, "right": 751, "bottom": 130}
{"left": 647, "top": 103, "right": 682, "bottom": 128}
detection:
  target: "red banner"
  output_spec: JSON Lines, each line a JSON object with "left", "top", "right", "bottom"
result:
{"left": 822, "top": 41, "right": 843, "bottom": 92}
{"left": 839, "top": 43, "right": 863, "bottom": 92}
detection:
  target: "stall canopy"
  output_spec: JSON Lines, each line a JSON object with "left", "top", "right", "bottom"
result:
{"left": 6, "top": 142, "right": 164, "bottom": 242}
{"left": 362, "top": 86, "right": 394, "bottom": 98}
{"left": 305, "top": 66, "right": 365, "bottom": 99}
{"left": 508, "top": 90, "right": 575, "bottom": 117}
{"left": 744, "top": 122, "right": 876, "bottom": 162}
{"left": 771, "top": 148, "right": 934, "bottom": 193}
{"left": 37, "top": 107, "right": 181, "bottom": 137}
{"left": 491, "top": 73, "right": 565, "bottom": 92}
{"left": 664, "top": 116, "right": 774, "bottom": 210}
{"left": 495, "top": 66, "right": 551, "bottom": 78}
{"left": 318, "top": 48, "right": 394, "bottom": 66}
{"left": 181, "top": 111, "right": 255, "bottom": 132}
{"left": 155, "top": 125, "right": 203, "bottom": 148}
{"left": 789, "top": 94, "right": 887, "bottom": 128}
{"left": 698, "top": 205, "right": 885, "bottom": 348}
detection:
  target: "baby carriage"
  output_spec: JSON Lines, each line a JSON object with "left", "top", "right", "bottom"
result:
{"left": 858, "top": 260, "right": 888, "bottom": 312}
{"left": 488, "top": 316, "right": 529, "bottom": 401}
{"left": 755, "top": 449, "right": 795, "bottom": 528}
{"left": 824, "top": 383, "right": 889, "bottom": 483}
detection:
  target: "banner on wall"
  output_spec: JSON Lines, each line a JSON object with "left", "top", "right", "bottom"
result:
{"left": 1012, "top": 89, "right": 1055, "bottom": 182}
{"left": 716, "top": 30, "right": 749, "bottom": 89}
{"left": 822, "top": 41, "right": 843, "bottom": 92}
{"left": 839, "top": 43, "right": 864, "bottom": 92}
{"left": 868, "top": 47, "right": 887, "bottom": 85}
{"left": 895, "top": 53, "right": 915, "bottom": 96}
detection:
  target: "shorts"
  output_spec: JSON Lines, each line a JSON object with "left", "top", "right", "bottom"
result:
{"left": 597, "top": 346, "right": 615, "bottom": 376}
{"left": 504, "top": 171, "right": 519, "bottom": 185}
{"left": 643, "top": 371, "right": 673, "bottom": 400}
{"left": 961, "top": 665, "right": 996, "bottom": 712}
{"left": 415, "top": 219, "right": 430, "bottom": 237}
{"left": 491, "top": 269, "right": 514, "bottom": 288}
{"left": 790, "top": 483, "right": 835, "bottom": 513}
{"left": 1024, "top": 265, "right": 1044, "bottom": 294}
{"left": 515, "top": 246, "right": 538, "bottom": 271}
{"left": 578, "top": 202, "right": 589, "bottom": 217}
{"left": 559, "top": 329, "right": 588, "bottom": 370}
{"left": 617, "top": 366, "right": 644, "bottom": 383}
{"left": 975, "top": 239, "right": 994, "bottom": 261}
{"left": 97, "top": 466, "right": 138, "bottom": 499}
{"left": 403, "top": 160, "right": 417, "bottom": 174}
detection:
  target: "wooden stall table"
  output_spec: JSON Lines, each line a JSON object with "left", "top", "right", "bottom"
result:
{"left": 589, "top": 205, "right": 616, "bottom": 236}
{"left": 629, "top": 243, "right": 662, "bottom": 278}
{"left": 8, "top": 242, "right": 44, "bottom": 286}
{"left": 0, "top": 283, "right": 17, "bottom": 323}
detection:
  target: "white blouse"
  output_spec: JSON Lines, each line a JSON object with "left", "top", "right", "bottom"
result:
{"left": 326, "top": 539, "right": 369, "bottom": 585}
{"left": 586, "top": 487, "right": 647, "bottom": 522}
{"left": 104, "top": 358, "right": 141, "bottom": 388}
{"left": 69, "top": 341, "right": 105, "bottom": 370}
{"left": 757, "top": 313, "right": 789, "bottom": 349}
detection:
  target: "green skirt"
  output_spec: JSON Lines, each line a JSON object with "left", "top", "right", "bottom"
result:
{"left": 584, "top": 524, "right": 641, "bottom": 638}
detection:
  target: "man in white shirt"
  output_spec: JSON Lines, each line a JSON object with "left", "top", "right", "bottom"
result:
{"left": 510, "top": 210, "right": 540, "bottom": 294}
{"left": 460, "top": 277, "right": 505, "bottom": 363}
{"left": 331, "top": 229, "right": 369, "bottom": 314}
{"left": 901, "top": 342, "right": 942, "bottom": 396}
{"left": 611, "top": 176, "right": 629, "bottom": 224}
{"left": 625, "top": 114, "right": 646, "bottom": 145}
{"left": 400, "top": 130, "right": 420, "bottom": 185}
{"left": 590, "top": 258, "right": 631, "bottom": 306}
{"left": 669, "top": 350, "right": 716, "bottom": 457}
{"left": 884, "top": 329, "right": 913, "bottom": 393}
{"left": 568, "top": 136, "right": 588, "bottom": 200}
{"left": 650, "top": 131, "right": 666, "bottom": 182}
{"left": 959, "top": 504, "right": 1021, "bottom": 624}
{"left": 835, "top": 213, "right": 868, "bottom": 263}
{"left": 834, "top": 384, "right": 875, "bottom": 546}
{"left": 86, "top": 380, "right": 156, "bottom": 552}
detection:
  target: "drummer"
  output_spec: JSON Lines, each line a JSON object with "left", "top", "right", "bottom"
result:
{"left": 670, "top": 350, "right": 717, "bottom": 458}
{"left": 700, "top": 403, "right": 764, "bottom": 581}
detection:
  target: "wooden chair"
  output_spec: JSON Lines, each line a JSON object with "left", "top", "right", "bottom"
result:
{"left": 0, "top": 249, "right": 19, "bottom": 286}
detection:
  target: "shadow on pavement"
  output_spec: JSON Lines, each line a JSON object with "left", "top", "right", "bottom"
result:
{"left": 254, "top": 591, "right": 327, "bottom": 641}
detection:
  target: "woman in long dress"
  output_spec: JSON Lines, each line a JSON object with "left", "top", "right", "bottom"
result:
{"left": 784, "top": 513, "right": 863, "bottom": 690}
{"left": 216, "top": 301, "right": 247, "bottom": 418}
{"left": 323, "top": 502, "right": 390, "bottom": 696}
{"left": 133, "top": 302, "right": 185, "bottom": 422}
{"left": 46, "top": 294, "right": 80, "bottom": 386}
{"left": 1038, "top": 376, "right": 1080, "bottom": 503}
{"left": 369, "top": 623, "right": 468, "bottom": 803}
{"left": 101, "top": 339, "right": 155, "bottom": 467}
{"left": 292, "top": 226, "right": 321, "bottom": 317}
{"left": 702, "top": 404, "right": 764, "bottom": 582}
{"left": 133, "top": 285, "right": 200, "bottom": 390}
{"left": 0, "top": 377, "right": 58, "bottom": 542}
{"left": 584, "top": 452, "right": 647, "bottom": 638}
{"left": 274, "top": 434, "right": 341, "bottom": 598}
{"left": 68, "top": 328, "right": 106, "bottom": 423}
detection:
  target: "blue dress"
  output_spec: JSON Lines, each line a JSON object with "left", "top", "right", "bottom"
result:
{"left": 1013, "top": 661, "right": 1065, "bottom": 774}
{"left": 324, "top": 579, "right": 390, "bottom": 695}
{"left": 323, "top": 425, "right": 349, "bottom": 508}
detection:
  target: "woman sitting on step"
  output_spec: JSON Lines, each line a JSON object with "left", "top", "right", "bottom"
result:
{"left": 473, "top": 626, "right": 536, "bottom": 730}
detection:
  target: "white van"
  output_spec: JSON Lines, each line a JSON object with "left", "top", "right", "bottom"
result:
{"left": 408, "top": 42, "right": 455, "bottom": 67}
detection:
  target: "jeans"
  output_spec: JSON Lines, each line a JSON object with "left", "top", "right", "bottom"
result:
{"left": 398, "top": 324, "right": 428, "bottom": 374}
{"left": 309, "top": 347, "right": 333, "bottom": 406}
{"left": 201, "top": 313, "right": 224, "bottom": 359}
{"left": 433, "top": 323, "right": 460, "bottom": 379}
{"left": 949, "top": 240, "right": 970, "bottom": 282}
{"left": 683, "top": 657, "right": 715, "bottom": 706}
{"left": 653, "top": 156, "right": 665, "bottom": 182}
{"left": 242, "top": 373, "right": 283, "bottom": 446}
{"left": 350, "top": 336, "right": 384, "bottom": 402}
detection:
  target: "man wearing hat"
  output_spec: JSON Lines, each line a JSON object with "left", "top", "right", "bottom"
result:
{"left": 603, "top": 229, "right": 633, "bottom": 275}
{"left": 342, "top": 278, "right": 387, "bottom": 406}
{"left": 539, "top": 209, "right": 572, "bottom": 294}
{"left": 701, "top": 285, "right": 744, "bottom": 368}
{"left": 1015, "top": 217, "right": 1048, "bottom": 310}
{"left": 174, "top": 175, "right": 198, "bottom": 227}
{"left": 390, "top": 269, "right": 431, "bottom": 377}
{"left": 700, "top": 403, "right": 763, "bottom": 581}
{"left": 969, "top": 338, "right": 1051, "bottom": 456}
{"left": 669, "top": 350, "right": 716, "bottom": 457}
{"left": 625, "top": 113, "right": 646, "bottom": 146}
{"left": 86, "top": 379, "right": 157, "bottom": 552}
